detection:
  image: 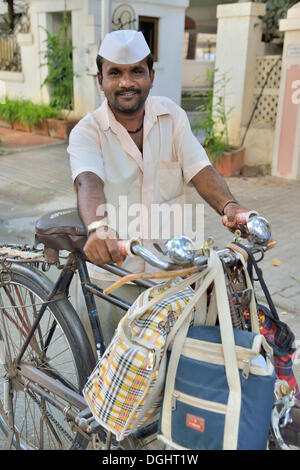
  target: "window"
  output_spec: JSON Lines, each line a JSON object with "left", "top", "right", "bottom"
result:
{"left": 138, "top": 16, "right": 159, "bottom": 62}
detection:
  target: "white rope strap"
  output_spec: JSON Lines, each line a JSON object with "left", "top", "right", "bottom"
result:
{"left": 161, "top": 250, "right": 242, "bottom": 450}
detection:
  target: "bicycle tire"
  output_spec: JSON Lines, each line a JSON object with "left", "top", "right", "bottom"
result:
{"left": 0, "top": 262, "right": 96, "bottom": 450}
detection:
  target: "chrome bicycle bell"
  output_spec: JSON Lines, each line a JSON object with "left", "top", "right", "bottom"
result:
{"left": 247, "top": 216, "right": 271, "bottom": 245}
{"left": 164, "top": 236, "right": 195, "bottom": 265}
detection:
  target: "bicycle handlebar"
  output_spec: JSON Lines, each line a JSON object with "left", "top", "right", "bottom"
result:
{"left": 116, "top": 213, "right": 273, "bottom": 272}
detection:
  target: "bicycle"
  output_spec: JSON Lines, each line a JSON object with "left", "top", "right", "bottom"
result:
{"left": 0, "top": 208, "right": 296, "bottom": 450}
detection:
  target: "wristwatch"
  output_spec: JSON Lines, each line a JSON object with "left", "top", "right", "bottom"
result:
{"left": 87, "top": 219, "right": 110, "bottom": 235}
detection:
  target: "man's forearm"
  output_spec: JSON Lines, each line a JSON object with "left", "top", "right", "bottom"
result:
{"left": 75, "top": 172, "right": 124, "bottom": 265}
{"left": 75, "top": 171, "right": 107, "bottom": 230}
{"left": 191, "top": 165, "right": 237, "bottom": 215}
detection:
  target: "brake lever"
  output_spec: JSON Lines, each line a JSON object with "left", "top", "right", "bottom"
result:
{"left": 153, "top": 242, "right": 165, "bottom": 255}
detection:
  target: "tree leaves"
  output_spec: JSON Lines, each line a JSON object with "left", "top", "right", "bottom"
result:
{"left": 40, "top": 17, "right": 77, "bottom": 112}
{"left": 254, "top": 0, "right": 299, "bottom": 43}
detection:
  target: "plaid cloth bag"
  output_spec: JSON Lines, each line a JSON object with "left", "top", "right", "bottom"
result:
{"left": 83, "top": 270, "right": 209, "bottom": 441}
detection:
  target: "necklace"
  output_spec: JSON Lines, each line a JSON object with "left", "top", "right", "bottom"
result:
{"left": 127, "top": 121, "right": 144, "bottom": 134}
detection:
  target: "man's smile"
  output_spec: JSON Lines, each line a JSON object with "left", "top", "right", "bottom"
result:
{"left": 116, "top": 90, "right": 141, "bottom": 97}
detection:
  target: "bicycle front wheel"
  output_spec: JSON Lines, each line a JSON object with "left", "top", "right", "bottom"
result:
{"left": 0, "top": 263, "right": 96, "bottom": 450}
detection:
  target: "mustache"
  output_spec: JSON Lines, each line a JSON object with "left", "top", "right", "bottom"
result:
{"left": 115, "top": 88, "right": 141, "bottom": 96}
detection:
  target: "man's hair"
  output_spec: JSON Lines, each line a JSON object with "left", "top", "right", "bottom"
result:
{"left": 96, "top": 53, "right": 154, "bottom": 78}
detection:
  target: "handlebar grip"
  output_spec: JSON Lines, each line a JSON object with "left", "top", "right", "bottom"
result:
{"left": 222, "top": 210, "right": 258, "bottom": 226}
{"left": 117, "top": 239, "right": 141, "bottom": 258}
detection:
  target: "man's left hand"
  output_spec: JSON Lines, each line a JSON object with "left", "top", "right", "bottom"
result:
{"left": 221, "top": 202, "right": 254, "bottom": 236}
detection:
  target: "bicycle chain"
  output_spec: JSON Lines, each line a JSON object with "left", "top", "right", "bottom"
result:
{"left": 26, "top": 388, "right": 84, "bottom": 450}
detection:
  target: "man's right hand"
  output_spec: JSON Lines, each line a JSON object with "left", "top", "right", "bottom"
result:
{"left": 83, "top": 230, "right": 125, "bottom": 267}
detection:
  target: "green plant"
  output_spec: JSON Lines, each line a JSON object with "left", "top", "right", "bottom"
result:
{"left": 193, "top": 68, "right": 233, "bottom": 164}
{"left": 41, "top": 12, "right": 76, "bottom": 113}
{"left": 19, "top": 101, "right": 61, "bottom": 127}
{"left": 254, "top": 0, "right": 299, "bottom": 44}
{"left": 0, "top": 97, "right": 21, "bottom": 124}
{"left": 0, "top": 97, "right": 61, "bottom": 126}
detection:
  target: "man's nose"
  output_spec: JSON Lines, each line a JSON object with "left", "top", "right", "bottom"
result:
{"left": 119, "top": 73, "right": 134, "bottom": 88}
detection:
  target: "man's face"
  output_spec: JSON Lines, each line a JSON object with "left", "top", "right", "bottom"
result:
{"left": 98, "top": 58, "right": 154, "bottom": 114}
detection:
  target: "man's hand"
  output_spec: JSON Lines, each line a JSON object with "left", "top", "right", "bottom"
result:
{"left": 83, "top": 229, "right": 125, "bottom": 266}
{"left": 221, "top": 202, "right": 253, "bottom": 236}
{"left": 75, "top": 172, "right": 126, "bottom": 266}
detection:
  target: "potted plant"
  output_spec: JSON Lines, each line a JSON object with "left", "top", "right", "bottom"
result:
{"left": 41, "top": 12, "right": 79, "bottom": 140}
{"left": 193, "top": 69, "right": 245, "bottom": 177}
{"left": 0, "top": 98, "right": 62, "bottom": 135}
{"left": 29, "top": 103, "right": 61, "bottom": 136}
{"left": 13, "top": 100, "right": 41, "bottom": 133}
{"left": 0, "top": 97, "right": 19, "bottom": 129}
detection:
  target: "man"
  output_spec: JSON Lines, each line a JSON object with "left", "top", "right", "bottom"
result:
{"left": 69, "top": 30, "right": 248, "bottom": 266}
{"left": 68, "top": 29, "right": 300, "bottom": 447}
{"left": 68, "top": 29, "right": 249, "bottom": 341}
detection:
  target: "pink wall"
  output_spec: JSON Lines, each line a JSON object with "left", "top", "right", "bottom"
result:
{"left": 277, "top": 65, "right": 300, "bottom": 177}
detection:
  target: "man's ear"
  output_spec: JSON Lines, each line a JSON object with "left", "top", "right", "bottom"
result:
{"left": 150, "top": 69, "right": 155, "bottom": 89}
{"left": 97, "top": 72, "right": 103, "bottom": 91}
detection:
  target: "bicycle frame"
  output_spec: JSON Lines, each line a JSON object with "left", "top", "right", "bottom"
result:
{"left": 16, "top": 251, "right": 155, "bottom": 364}
{"left": 5, "top": 251, "right": 158, "bottom": 446}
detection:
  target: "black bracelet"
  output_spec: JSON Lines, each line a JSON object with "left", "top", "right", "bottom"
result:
{"left": 221, "top": 200, "right": 238, "bottom": 215}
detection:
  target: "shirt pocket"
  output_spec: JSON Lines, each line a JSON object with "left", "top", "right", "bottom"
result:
{"left": 159, "top": 161, "right": 184, "bottom": 203}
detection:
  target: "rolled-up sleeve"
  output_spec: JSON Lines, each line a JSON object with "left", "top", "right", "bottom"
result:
{"left": 67, "top": 116, "right": 105, "bottom": 184}
{"left": 175, "top": 109, "right": 211, "bottom": 183}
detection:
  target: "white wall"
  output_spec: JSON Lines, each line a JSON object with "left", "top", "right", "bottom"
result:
{"left": 111, "top": 0, "right": 188, "bottom": 105}
{"left": 181, "top": 59, "right": 214, "bottom": 89}
{"left": 214, "top": 2, "right": 266, "bottom": 148}
{"left": 0, "top": 0, "right": 188, "bottom": 117}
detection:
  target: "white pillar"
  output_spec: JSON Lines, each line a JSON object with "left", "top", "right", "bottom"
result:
{"left": 101, "top": 0, "right": 111, "bottom": 41}
{"left": 272, "top": 3, "right": 300, "bottom": 179}
{"left": 214, "top": 2, "right": 266, "bottom": 147}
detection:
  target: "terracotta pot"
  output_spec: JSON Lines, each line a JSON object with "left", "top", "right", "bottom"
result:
{"left": 31, "top": 119, "right": 50, "bottom": 136}
{"left": 0, "top": 119, "right": 13, "bottom": 129}
{"left": 13, "top": 121, "right": 31, "bottom": 133}
{"left": 213, "top": 148, "right": 245, "bottom": 177}
{"left": 47, "top": 118, "right": 78, "bottom": 140}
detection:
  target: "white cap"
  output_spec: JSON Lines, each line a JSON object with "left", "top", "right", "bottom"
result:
{"left": 98, "top": 30, "right": 151, "bottom": 64}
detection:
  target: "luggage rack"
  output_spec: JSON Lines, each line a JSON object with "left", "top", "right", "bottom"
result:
{"left": 0, "top": 244, "right": 68, "bottom": 270}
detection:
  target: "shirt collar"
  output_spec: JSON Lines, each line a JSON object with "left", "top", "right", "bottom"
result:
{"left": 95, "top": 96, "right": 171, "bottom": 133}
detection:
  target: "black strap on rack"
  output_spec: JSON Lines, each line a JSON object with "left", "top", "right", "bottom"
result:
{"left": 233, "top": 242, "right": 296, "bottom": 356}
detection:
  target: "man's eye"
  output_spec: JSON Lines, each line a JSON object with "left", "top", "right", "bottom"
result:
{"left": 109, "top": 70, "right": 119, "bottom": 76}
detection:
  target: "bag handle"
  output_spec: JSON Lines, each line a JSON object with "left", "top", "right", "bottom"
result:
{"left": 119, "top": 270, "right": 207, "bottom": 346}
{"left": 126, "top": 257, "right": 218, "bottom": 435}
{"left": 161, "top": 250, "right": 242, "bottom": 450}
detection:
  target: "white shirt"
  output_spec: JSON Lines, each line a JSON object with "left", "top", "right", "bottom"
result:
{"left": 67, "top": 96, "right": 211, "bottom": 279}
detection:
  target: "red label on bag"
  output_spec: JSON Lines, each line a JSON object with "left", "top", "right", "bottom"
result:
{"left": 186, "top": 414, "right": 205, "bottom": 432}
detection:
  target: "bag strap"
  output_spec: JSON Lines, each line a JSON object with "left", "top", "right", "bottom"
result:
{"left": 233, "top": 242, "right": 280, "bottom": 321}
{"left": 161, "top": 250, "right": 242, "bottom": 450}
{"left": 160, "top": 251, "right": 220, "bottom": 439}
{"left": 234, "top": 251, "right": 260, "bottom": 334}
{"left": 201, "top": 249, "right": 260, "bottom": 333}
{"left": 212, "top": 252, "right": 242, "bottom": 449}
{"left": 119, "top": 270, "right": 206, "bottom": 342}
{"left": 124, "top": 269, "right": 213, "bottom": 434}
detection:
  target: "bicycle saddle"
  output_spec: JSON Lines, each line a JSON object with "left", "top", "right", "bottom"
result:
{"left": 35, "top": 208, "right": 87, "bottom": 253}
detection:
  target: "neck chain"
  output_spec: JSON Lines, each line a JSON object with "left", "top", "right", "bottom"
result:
{"left": 127, "top": 121, "right": 144, "bottom": 134}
